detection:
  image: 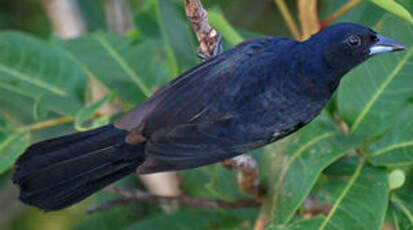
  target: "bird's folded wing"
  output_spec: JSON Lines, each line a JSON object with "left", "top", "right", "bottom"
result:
{"left": 144, "top": 116, "right": 266, "bottom": 169}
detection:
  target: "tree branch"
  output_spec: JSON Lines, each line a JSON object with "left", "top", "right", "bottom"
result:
{"left": 184, "top": 0, "right": 223, "bottom": 60}
{"left": 222, "top": 155, "right": 266, "bottom": 202}
{"left": 87, "top": 186, "right": 260, "bottom": 213}
{"left": 298, "top": 0, "right": 319, "bottom": 40}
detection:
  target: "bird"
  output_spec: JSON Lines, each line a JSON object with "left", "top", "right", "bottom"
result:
{"left": 12, "top": 23, "right": 407, "bottom": 211}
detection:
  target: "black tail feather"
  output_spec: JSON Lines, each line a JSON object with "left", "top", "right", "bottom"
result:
{"left": 12, "top": 124, "right": 145, "bottom": 211}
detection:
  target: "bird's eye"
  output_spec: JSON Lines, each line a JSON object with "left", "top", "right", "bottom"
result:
{"left": 371, "top": 35, "right": 379, "bottom": 43}
{"left": 347, "top": 35, "right": 361, "bottom": 46}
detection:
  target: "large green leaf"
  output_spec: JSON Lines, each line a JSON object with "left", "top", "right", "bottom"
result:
{"left": 125, "top": 209, "right": 257, "bottom": 230}
{"left": 369, "top": 0, "right": 413, "bottom": 24}
{"left": 156, "top": 0, "right": 198, "bottom": 72}
{"left": 0, "top": 31, "right": 86, "bottom": 116}
{"left": 0, "top": 117, "right": 29, "bottom": 174}
{"left": 59, "top": 33, "right": 169, "bottom": 104}
{"left": 368, "top": 107, "right": 413, "bottom": 167}
{"left": 320, "top": 1, "right": 385, "bottom": 28}
{"left": 262, "top": 115, "right": 361, "bottom": 225}
{"left": 267, "top": 217, "right": 325, "bottom": 230}
{"left": 338, "top": 16, "right": 413, "bottom": 137}
{"left": 318, "top": 158, "right": 389, "bottom": 230}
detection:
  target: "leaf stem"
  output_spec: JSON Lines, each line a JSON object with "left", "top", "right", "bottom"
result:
{"left": 321, "top": 0, "right": 363, "bottom": 27}
{"left": 273, "top": 0, "right": 301, "bottom": 40}
{"left": 22, "top": 116, "right": 74, "bottom": 132}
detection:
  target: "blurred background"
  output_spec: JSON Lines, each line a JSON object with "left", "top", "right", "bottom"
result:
{"left": 0, "top": 0, "right": 412, "bottom": 230}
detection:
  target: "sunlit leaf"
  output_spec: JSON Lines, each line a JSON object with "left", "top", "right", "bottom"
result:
{"left": 370, "top": 0, "right": 413, "bottom": 24}
{"left": 262, "top": 114, "right": 362, "bottom": 225}
{"left": 0, "top": 31, "right": 86, "bottom": 116}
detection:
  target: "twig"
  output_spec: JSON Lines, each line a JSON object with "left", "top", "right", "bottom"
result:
{"left": 184, "top": 0, "right": 223, "bottom": 60}
{"left": 321, "top": 0, "right": 363, "bottom": 27}
{"left": 87, "top": 186, "right": 260, "bottom": 213}
{"left": 87, "top": 197, "right": 133, "bottom": 213}
{"left": 273, "top": 0, "right": 301, "bottom": 40}
{"left": 18, "top": 113, "right": 106, "bottom": 132}
{"left": 253, "top": 212, "right": 268, "bottom": 230}
{"left": 298, "top": 0, "right": 319, "bottom": 40}
{"left": 222, "top": 155, "right": 266, "bottom": 202}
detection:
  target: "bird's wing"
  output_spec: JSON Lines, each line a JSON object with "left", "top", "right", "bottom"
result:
{"left": 141, "top": 37, "right": 290, "bottom": 135}
{"left": 133, "top": 37, "right": 297, "bottom": 173}
{"left": 140, "top": 115, "right": 268, "bottom": 173}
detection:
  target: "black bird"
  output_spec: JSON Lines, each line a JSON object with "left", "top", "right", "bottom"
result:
{"left": 12, "top": 23, "right": 406, "bottom": 211}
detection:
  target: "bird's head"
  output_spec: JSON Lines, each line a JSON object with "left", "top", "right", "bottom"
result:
{"left": 307, "top": 22, "right": 407, "bottom": 75}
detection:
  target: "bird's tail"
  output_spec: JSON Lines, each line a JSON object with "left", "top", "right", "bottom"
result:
{"left": 12, "top": 124, "right": 145, "bottom": 211}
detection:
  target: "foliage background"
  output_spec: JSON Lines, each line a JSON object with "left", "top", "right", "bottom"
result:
{"left": 0, "top": 0, "right": 412, "bottom": 230}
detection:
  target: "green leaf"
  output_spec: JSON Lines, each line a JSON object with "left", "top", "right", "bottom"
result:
{"left": 392, "top": 168, "right": 413, "bottom": 225}
{"left": 156, "top": 0, "right": 198, "bottom": 72}
{"left": 266, "top": 217, "right": 325, "bottom": 230}
{"left": 181, "top": 163, "right": 246, "bottom": 200}
{"left": 393, "top": 195, "right": 413, "bottom": 225}
{"left": 338, "top": 16, "right": 413, "bottom": 137}
{"left": 262, "top": 114, "right": 362, "bottom": 224}
{"left": 58, "top": 33, "right": 169, "bottom": 104}
{"left": 74, "top": 93, "right": 113, "bottom": 131}
{"left": 0, "top": 129, "right": 29, "bottom": 174}
{"left": 208, "top": 10, "right": 244, "bottom": 46}
{"left": 0, "top": 31, "right": 86, "bottom": 116}
{"left": 133, "top": 9, "right": 162, "bottom": 39}
{"left": 368, "top": 107, "right": 413, "bottom": 167}
{"left": 370, "top": 0, "right": 413, "bottom": 24}
{"left": 125, "top": 209, "right": 257, "bottom": 230}
{"left": 321, "top": 1, "right": 385, "bottom": 27}
{"left": 318, "top": 158, "right": 388, "bottom": 230}
{"left": 391, "top": 205, "right": 413, "bottom": 230}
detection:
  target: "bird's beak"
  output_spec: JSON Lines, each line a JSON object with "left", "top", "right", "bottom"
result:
{"left": 369, "top": 34, "right": 407, "bottom": 55}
